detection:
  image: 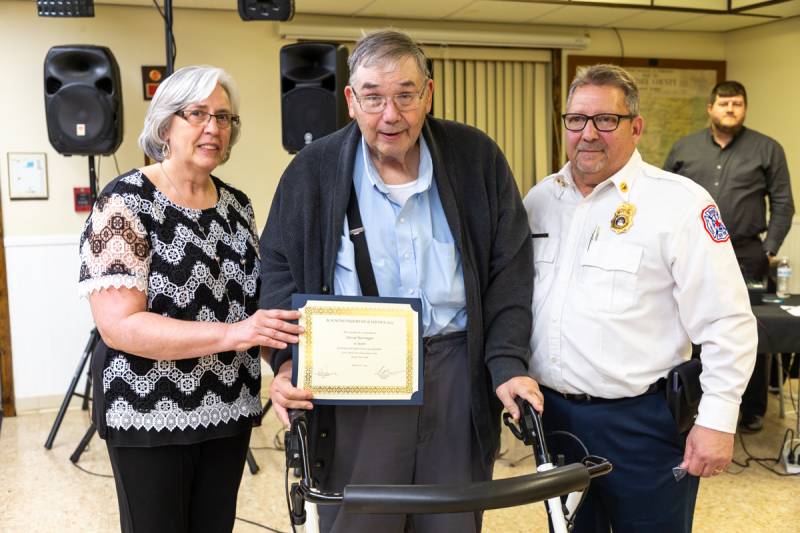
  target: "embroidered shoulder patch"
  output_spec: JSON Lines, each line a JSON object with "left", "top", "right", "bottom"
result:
{"left": 700, "top": 204, "right": 730, "bottom": 243}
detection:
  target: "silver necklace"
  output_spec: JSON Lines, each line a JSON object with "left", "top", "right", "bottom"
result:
{"left": 159, "top": 162, "right": 249, "bottom": 322}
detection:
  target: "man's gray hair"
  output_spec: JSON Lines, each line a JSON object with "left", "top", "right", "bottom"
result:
{"left": 348, "top": 29, "right": 430, "bottom": 84}
{"left": 567, "top": 64, "right": 640, "bottom": 116}
{"left": 138, "top": 65, "right": 241, "bottom": 163}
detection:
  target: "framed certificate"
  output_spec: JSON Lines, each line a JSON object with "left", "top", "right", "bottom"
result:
{"left": 291, "top": 293, "right": 423, "bottom": 405}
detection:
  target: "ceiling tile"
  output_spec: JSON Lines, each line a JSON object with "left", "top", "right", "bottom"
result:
{"left": 663, "top": 13, "right": 769, "bottom": 31}
{"left": 570, "top": 0, "right": 649, "bottom": 5}
{"left": 530, "top": 5, "right": 646, "bottom": 26}
{"left": 445, "top": 1, "right": 562, "bottom": 23}
{"left": 653, "top": 0, "right": 727, "bottom": 9}
{"left": 741, "top": 0, "right": 800, "bottom": 17}
{"left": 295, "top": 0, "right": 374, "bottom": 16}
{"left": 356, "top": 0, "right": 475, "bottom": 19}
{"left": 97, "top": 0, "right": 231, "bottom": 8}
{"left": 95, "top": 0, "right": 375, "bottom": 14}
{"left": 731, "top": 0, "right": 774, "bottom": 8}
{"left": 606, "top": 10, "right": 704, "bottom": 30}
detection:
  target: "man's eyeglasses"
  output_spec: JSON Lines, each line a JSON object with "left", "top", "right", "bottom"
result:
{"left": 351, "top": 84, "right": 428, "bottom": 114}
{"left": 561, "top": 113, "right": 636, "bottom": 132}
{"left": 175, "top": 109, "right": 240, "bottom": 129}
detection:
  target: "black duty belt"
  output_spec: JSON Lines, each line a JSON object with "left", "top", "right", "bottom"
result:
{"left": 542, "top": 379, "right": 665, "bottom": 403}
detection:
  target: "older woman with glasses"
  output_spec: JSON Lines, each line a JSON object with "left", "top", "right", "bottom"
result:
{"left": 78, "top": 65, "right": 302, "bottom": 533}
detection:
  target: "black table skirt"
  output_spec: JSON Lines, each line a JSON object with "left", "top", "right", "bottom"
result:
{"left": 752, "top": 295, "right": 800, "bottom": 353}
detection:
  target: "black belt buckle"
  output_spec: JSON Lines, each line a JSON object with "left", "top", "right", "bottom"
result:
{"left": 563, "top": 392, "right": 594, "bottom": 402}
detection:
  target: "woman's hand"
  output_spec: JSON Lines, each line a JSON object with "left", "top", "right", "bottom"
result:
{"left": 226, "top": 309, "right": 303, "bottom": 352}
{"left": 270, "top": 360, "right": 313, "bottom": 426}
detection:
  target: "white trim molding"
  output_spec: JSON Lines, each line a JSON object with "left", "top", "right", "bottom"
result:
{"left": 279, "top": 15, "right": 590, "bottom": 50}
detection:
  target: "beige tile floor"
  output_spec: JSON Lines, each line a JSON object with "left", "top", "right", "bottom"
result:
{"left": 2, "top": 382, "right": 799, "bottom": 532}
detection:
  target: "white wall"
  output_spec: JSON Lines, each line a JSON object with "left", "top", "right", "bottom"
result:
{"left": 571, "top": 26, "right": 726, "bottom": 61}
{"left": 726, "top": 17, "right": 800, "bottom": 289}
{"left": 726, "top": 16, "right": 800, "bottom": 212}
{"left": 5, "top": 236, "right": 95, "bottom": 411}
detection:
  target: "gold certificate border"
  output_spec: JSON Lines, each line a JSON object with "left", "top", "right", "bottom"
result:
{"left": 301, "top": 306, "right": 416, "bottom": 396}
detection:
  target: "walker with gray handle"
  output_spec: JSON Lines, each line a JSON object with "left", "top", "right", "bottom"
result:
{"left": 502, "top": 397, "right": 606, "bottom": 532}
{"left": 282, "top": 399, "right": 611, "bottom": 533}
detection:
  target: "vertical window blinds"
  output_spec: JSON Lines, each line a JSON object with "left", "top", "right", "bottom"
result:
{"left": 426, "top": 46, "right": 552, "bottom": 193}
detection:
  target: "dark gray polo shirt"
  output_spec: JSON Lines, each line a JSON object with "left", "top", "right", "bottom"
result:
{"left": 664, "top": 127, "right": 794, "bottom": 255}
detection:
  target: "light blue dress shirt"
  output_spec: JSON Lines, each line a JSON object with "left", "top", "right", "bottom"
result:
{"left": 333, "top": 136, "right": 468, "bottom": 337}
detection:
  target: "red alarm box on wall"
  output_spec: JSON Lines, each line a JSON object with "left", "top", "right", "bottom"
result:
{"left": 74, "top": 187, "right": 92, "bottom": 212}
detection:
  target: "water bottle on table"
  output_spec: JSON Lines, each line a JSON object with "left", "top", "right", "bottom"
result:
{"left": 777, "top": 257, "right": 791, "bottom": 298}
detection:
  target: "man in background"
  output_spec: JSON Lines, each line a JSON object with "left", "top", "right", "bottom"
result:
{"left": 665, "top": 81, "right": 794, "bottom": 433}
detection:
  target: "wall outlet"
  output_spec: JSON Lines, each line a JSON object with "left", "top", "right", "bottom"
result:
{"left": 781, "top": 440, "right": 800, "bottom": 474}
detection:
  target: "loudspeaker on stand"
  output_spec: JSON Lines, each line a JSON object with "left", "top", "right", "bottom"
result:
{"left": 280, "top": 42, "right": 349, "bottom": 153}
{"left": 44, "top": 45, "right": 123, "bottom": 156}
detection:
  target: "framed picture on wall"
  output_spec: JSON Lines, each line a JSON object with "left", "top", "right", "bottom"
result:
{"left": 567, "top": 56, "right": 726, "bottom": 168}
{"left": 7, "top": 152, "right": 48, "bottom": 200}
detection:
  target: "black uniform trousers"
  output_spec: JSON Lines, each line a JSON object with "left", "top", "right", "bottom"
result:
{"left": 540, "top": 388, "right": 699, "bottom": 533}
{"left": 317, "top": 331, "right": 489, "bottom": 533}
{"left": 106, "top": 428, "right": 252, "bottom": 533}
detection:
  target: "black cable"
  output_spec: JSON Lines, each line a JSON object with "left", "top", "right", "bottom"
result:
{"left": 612, "top": 27, "right": 625, "bottom": 62}
{"left": 736, "top": 429, "right": 800, "bottom": 476}
{"left": 791, "top": 441, "right": 800, "bottom": 457}
{"left": 234, "top": 516, "right": 287, "bottom": 533}
{"left": 71, "top": 461, "right": 113, "bottom": 478}
{"left": 152, "top": 1, "right": 177, "bottom": 66}
{"left": 112, "top": 152, "right": 121, "bottom": 176}
{"left": 544, "top": 430, "right": 592, "bottom": 530}
{"left": 547, "top": 429, "right": 591, "bottom": 458}
{"left": 285, "top": 460, "right": 297, "bottom": 533}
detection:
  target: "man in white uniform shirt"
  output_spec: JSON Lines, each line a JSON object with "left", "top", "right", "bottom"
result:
{"left": 524, "top": 64, "right": 756, "bottom": 532}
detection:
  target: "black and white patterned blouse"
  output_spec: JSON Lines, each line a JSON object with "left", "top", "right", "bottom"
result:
{"left": 79, "top": 169, "right": 262, "bottom": 447}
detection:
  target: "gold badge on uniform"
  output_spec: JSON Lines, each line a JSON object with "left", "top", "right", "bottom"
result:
{"left": 611, "top": 202, "right": 636, "bottom": 234}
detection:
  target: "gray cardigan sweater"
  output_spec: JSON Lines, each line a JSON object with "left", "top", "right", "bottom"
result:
{"left": 260, "top": 117, "right": 533, "bottom": 478}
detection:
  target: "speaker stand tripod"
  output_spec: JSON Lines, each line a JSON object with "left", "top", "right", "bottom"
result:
{"left": 44, "top": 156, "right": 99, "bottom": 452}
{"left": 44, "top": 328, "right": 99, "bottom": 450}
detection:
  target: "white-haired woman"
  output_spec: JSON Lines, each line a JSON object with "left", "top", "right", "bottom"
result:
{"left": 78, "top": 65, "right": 301, "bottom": 533}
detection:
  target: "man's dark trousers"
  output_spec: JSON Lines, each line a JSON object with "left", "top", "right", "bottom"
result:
{"left": 317, "top": 332, "right": 489, "bottom": 533}
{"left": 540, "top": 387, "right": 699, "bottom": 533}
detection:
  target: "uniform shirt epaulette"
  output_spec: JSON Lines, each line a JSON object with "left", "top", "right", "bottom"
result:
{"left": 640, "top": 162, "right": 712, "bottom": 203}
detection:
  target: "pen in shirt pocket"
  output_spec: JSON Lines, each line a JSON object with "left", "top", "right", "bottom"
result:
{"left": 586, "top": 225, "right": 599, "bottom": 251}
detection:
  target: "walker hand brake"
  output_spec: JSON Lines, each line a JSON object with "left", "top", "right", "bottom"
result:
{"left": 504, "top": 397, "right": 552, "bottom": 465}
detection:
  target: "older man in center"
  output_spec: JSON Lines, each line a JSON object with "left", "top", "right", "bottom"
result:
{"left": 261, "top": 29, "right": 540, "bottom": 533}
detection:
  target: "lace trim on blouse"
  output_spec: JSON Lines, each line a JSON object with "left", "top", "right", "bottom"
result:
{"left": 78, "top": 275, "right": 148, "bottom": 298}
{"left": 79, "top": 194, "right": 150, "bottom": 297}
